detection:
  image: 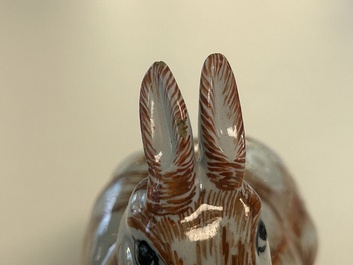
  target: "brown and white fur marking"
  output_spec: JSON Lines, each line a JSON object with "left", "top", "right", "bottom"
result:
{"left": 83, "top": 54, "right": 317, "bottom": 265}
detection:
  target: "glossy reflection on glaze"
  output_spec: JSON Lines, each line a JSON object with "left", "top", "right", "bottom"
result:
{"left": 83, "top": 54, "right": 317, "bottom": 265}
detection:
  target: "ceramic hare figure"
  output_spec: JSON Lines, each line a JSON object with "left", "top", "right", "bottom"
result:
{"left": 83, "top": 54, "right": 317, "bottom": 265}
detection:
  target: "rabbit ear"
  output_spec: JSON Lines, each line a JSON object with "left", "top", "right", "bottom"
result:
{"left": 198, "top": 54, "right": 246, "bottom": 190}
{"left": 139, "top": 62, "right": 196, "bottom": 215}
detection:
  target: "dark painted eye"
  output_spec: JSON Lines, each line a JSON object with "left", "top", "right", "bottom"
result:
{"left": 256, "top": 219, "right": 268, "bottom": 255}
{"left": 136, "top": 240, "right": 159, "bottom": 265}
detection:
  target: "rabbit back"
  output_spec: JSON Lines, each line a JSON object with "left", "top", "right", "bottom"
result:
{"left": 83, "top": 139, "right": 317, "bottom": 265}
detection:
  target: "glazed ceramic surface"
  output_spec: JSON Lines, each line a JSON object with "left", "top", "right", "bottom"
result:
{"left": 83, "top": 54, "right": 317, "bottom": 265}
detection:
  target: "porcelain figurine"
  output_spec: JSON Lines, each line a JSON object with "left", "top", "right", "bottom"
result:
{"left": 83, "top": 54, "right": 317, "bottom": 265}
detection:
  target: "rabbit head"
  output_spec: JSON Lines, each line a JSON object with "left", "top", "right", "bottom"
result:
{"left": 116, "top": 54, "right": 271, "bottom": 265}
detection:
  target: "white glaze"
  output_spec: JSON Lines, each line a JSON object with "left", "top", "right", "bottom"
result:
{"left": 83, "top": 54, "right": 317, "bottom": 265}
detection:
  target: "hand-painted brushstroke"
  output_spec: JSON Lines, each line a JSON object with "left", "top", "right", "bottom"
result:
{"left": 83, "top": 54, "right": 318, "bottom": 265}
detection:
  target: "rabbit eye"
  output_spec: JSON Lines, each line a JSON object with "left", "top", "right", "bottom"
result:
{"left": 256, "top": 219, "right": 268, "bottom": 255}
{"left": 136, "top": 240, "right": 159, "bottom": 265}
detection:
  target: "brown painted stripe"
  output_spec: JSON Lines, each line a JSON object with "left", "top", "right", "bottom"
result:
{"left": 198, "top": 53, "right": 245, "bottom": 191}
{"left": 139, "top": 61, "right": 196, "bottom": 215}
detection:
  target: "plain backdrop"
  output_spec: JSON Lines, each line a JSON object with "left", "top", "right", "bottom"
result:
{"left": 1, "top": 1, "right": 352, "bottom": 264}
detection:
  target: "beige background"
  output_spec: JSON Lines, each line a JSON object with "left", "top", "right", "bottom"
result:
{"left": 1, "top": 1, "right": 352, "bottom": 264}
